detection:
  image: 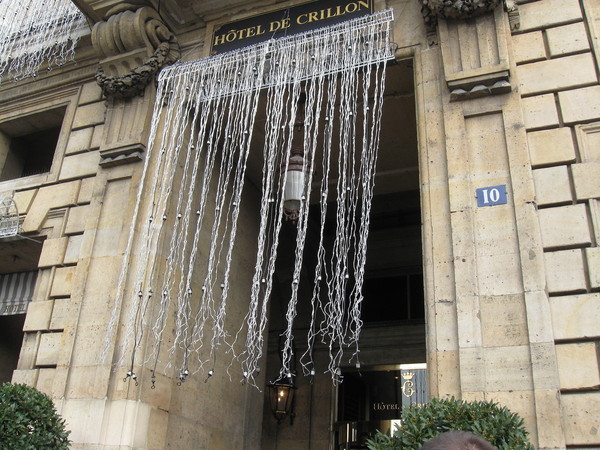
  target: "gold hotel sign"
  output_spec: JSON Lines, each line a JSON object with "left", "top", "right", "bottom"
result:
{"left": 211, "top": 0, "right": 373, "bottom": 54}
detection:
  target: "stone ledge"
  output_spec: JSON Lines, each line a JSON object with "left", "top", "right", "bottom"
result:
{"left": 99, "top": 144, "right": 145, "bottom": 167}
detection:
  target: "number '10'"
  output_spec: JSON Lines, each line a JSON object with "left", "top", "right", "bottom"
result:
{"left": 481, "top": 188, "right": 500, "bottom": 204}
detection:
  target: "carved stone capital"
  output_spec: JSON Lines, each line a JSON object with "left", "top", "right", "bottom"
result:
{"left": 420, "top": 0, "right": 519, "bottom": 31}
{"left": 92, "top": 6, "right": 180, "bottom": 99}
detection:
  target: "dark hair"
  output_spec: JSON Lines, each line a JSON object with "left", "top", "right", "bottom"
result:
{"left": 419, "top": 431, "right": 497, "bottom": 450}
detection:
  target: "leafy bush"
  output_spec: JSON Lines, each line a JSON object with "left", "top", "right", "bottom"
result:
{"left": 366, "top": 397, "right": 534, "bottom": 450}
{"left": 0, "top": 382, "right": 70, "bottom": 449}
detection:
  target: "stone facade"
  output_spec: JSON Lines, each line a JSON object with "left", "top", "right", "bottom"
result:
{"left": 0, "top": 0, "right": 598, "bottom": 448}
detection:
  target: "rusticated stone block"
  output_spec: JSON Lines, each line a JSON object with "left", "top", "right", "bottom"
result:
{"left": 38, "top": 237, "right": 68, "bottom": 268}
{"left": 555, "top": 342, "right": 600, "bottom": 390}
{"left": 512, "top": 31, "right": 545, "bottom": 63}
{"left": 547, "top": 22, "right": 590, "bottom": 57}
{"left": 65, "top": 128, "right": 93, "bottom": 155}
{"left": 518, "top": 0, "right": 582, "bottom": 32}
{"left": 559, "top": 86, "right": 600, "bottom": 124}
{"left": 572, "top": 162, "right": 600, "bottom": 200}
{"left": 534, "top": 388, "right": 567, "bottom": 449}
{"left": 36, "top": 332, "right": 62, "bottom": 366}
{"left": 50, "top": 267, "right": 76, "bottom": 298}
{"left": 49, "top": 298, "right": 72, "bottom": 330}
{"left": 518, "top": 53, "right": 597, "bottom": 96}
{"left": 538, "top": 204, "right": 591, "bottom": 249}
{"left": 480, "top": 294, "right": 528, "bottom": 347}
{"left": 65, "top": 205, "right": 91, "bottom": 235}
{"left": 59, "top": 151, "right": 100, "bottom": 181}
{"left": 484, "top": 391, "right": 537, "bottom": 445}
{"left": 561, "top": 393, "right": 600, "bottom": 445}
{"left": 544, "top": 249, "right": 586, "bottom": 293}
{"left": 460, "top": 346, "right": 533, "bottom": 393}
{"left": 525, "top": 290, "right": 555, "bottom": 344}
{"left": 79, "top": 83, "right": 103, "bottom": 106}
{"left": 522, "top": 94, "right": 560, "bottom": 130}
{"left": 78, "top": 177, "right": 95, "bottom": 204}
{"left": 91, "top": 124, "right": 104, "bottom": 149}
{"left": 550, "top": 293, "right": 600, "bottom": 340}
{"left": 483, "top": 346, "right": 533, "bottom": 392}
{"left": 36, "top": 368, "right": 56, "bottom": 396}
{"left": 576, "top": 122, "right": 600, "bottom": 161}
{"left": 528, "top": 128, "right": 576, "bottom": 167}
{"left": 23, "top": 300, "right": 54, "bottom": 331}
{"left": 59, "top": 398, "right": 106, "bottom": 443}
{"left": 72, "top": 102, "right": 105, "bottom": 130}
{"left": 12, "top": 189, "right": 36, "bottom": 215}
{"left": 533, "top": 166, "right": 572, "bottom": 205}
{"left": 11, "top": 369, "right": 38, "bottom": 385}
{"left": 64, "top": 235, "right": 84, "bottom": 265}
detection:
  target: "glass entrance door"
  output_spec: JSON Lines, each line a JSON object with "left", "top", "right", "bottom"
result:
{"left": 335, "top": 363, "right": 427, "bottom": 449}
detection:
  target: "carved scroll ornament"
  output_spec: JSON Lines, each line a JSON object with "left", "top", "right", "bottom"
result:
{"left": 92, "top": 5, "right": 180, "bottom": 99}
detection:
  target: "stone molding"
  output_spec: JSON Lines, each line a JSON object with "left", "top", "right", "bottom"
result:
{"left": 99, "top": 143, "right": 145, "bottom": 167}
{"left": 91, "top": 5, "right": 180, "bottom": 99}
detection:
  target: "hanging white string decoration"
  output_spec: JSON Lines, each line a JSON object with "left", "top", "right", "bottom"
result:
{"left": 107, "top": 9, "right": 395, "bottom": 387}
{"left": 0, "top": 0, "right": 87, "bottom": 83}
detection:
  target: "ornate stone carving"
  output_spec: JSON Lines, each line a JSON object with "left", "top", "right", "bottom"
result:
{"left": 420, "top": 0, "right": 520, "bottom": 31}
{"left": 95, "top": 42, "right": 172, "bottom": 99}
{"left": 92, "top": 5, "right": 180, "bottom": 99}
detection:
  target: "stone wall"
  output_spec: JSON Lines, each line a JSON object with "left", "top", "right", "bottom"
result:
{"left": 418, "top": 0, "right": 600, "bottom": 448}
{"left": 515, "top": 0, "right": 600, "bottom": 447}
{"left": 0, "top": 0, "right": 598, "bottom": 448}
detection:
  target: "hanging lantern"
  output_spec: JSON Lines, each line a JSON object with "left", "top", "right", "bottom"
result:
{"left": 283, "top": 145, "right": 308, "bottom": 223}
{"left": 283, "top": 94, "right": 309, "bottom": 223}
{"left": 268, "top": 379, "right": 296, "bottom": 423}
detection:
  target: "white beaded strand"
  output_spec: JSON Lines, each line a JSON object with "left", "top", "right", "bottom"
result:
{"left": 108, "top": 9, "right": 395, "bottom": 386}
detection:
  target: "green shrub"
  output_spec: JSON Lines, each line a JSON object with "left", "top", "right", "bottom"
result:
{"left": 366, "top": 397, "right": 534, "bottom": 450}
{"left": 0, "top": 382, "right": 70, "bottom": 449}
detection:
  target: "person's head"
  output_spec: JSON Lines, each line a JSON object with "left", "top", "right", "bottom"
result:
{"left": 419, "top": 431, "right": 497, "bottom": 450}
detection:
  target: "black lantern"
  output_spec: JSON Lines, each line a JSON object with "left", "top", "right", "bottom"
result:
{"left": 268, "top": 379, "right": 296, "bottom": 423}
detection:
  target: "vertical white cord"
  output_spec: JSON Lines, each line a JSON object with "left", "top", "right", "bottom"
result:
{"left": 0, "top": 0, "right": 85, "bottom": 82}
